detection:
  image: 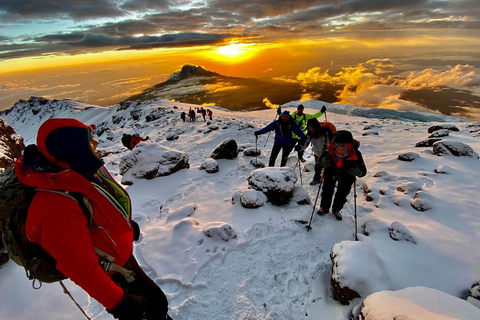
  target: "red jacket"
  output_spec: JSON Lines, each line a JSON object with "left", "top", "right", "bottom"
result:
{"left": 130, "top": 135, "right": 147, "bottom": 150}
{"left": 16, "top": 161, "right": 133, "bottom": 309}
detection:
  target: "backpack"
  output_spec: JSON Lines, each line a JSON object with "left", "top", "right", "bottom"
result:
{"left": 0, "top": 167, "right": 92, "bottom": 285}
{"left": 121, "top": 134, "right": 132, "bottom": 150}
{"left": 332, "top": 130, "right": 361, "bottom": 148}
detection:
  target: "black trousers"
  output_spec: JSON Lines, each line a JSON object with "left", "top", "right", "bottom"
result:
{"left": 291, "top": 137, "right": 306, "bottom": 159}
{"left": 269, "top": 142, "right": 294, "bottom": 167}
{"left": 112, "top": 255, "right": 169, "bottom": 319}
{"left": 320, "top": 168, "right": 355, "bottom": 212}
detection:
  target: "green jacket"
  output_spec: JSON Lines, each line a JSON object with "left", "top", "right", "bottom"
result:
{"left": 291, "top": 110, "right": 324, "bottom": 139}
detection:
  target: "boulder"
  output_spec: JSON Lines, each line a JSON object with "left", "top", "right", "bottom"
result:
{"left": 166, "top": 203, "right": 197, "bottom": 222}
{"left": 165, "top": 132, "right": 179, "bottom": 140}
{"left": 243, "top": 147, "right": 261, "bottom": 157}
{"left": 398, "top": 152, "right": 419, "bottom": 162}
{"left": 291, "top": 186, "right": 311, "bottom": 205}
{"left": 434, "top": 165, "right": 453, "bottom": 174}
{"left": 330, "top": 241, "right": 391, "bottom": 305}
{"left": 362, "top": 131, "right": 379, "bottom": 136}
{"left": 203, "top": 222, "right": 237, "bottom": 241}
{"left": 389, "top": 221, "right": 417, "bottom": 243}
{"left": 467, "top": 281, "right": 480, "bottom": 309}
{"left": 359, "top": 287, "right": 480, "bottom": 319}
{"left": 428, "top": 129, "right": 449, "bottom": 138}
{"left": 238, "top": 143, "right": 255, "bottom": 152}
{"left": 231, "top": 189, "right": 267, "bottom": 208}
{"left": 433, "top": 141, "right": 479, "bottom": 158}
{"left": 410, "top": 191, "right": 433, "bottom": 212}
{"left": 200, "top": 158, "right": 219, "bottom": 173}
{"left": 210, "top": 138, "right": 238, "bottom": 159}
{"left": 415, "top": 138, "right": 442, "bottom": 147}
{"left": 428, "top": 124, "right": 460, "bottom": 133}
{"left": 247, "top": 167, "right": 298, "bottom": 205}
{"left": 119, "top": 142, "right": 189, "bottom": 185}
{"left": 250, "top": 158, "right": 266, "bottom": 168}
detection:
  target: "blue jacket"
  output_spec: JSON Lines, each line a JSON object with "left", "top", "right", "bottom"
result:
{"left": 257, "top": 117, "right": 306, "bottom": 145}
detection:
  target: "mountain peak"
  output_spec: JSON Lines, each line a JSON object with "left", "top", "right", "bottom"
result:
{"left": 167, "top": 64, "right": 218, "bottom": 81}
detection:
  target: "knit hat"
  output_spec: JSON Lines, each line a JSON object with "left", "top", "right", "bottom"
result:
{"left": 282, "top": 110, "right": 290, "bottom": 116}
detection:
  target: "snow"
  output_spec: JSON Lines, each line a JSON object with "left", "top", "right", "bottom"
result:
{"left": 359, "top": 287, "right": 480, "bottom": 319}
{"left": 1, "top": 98, "right": 480, "bottom": 319}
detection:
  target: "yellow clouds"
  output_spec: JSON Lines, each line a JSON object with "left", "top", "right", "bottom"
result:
{"left": 263, "top": 97, "right": 279, "bottom": 109}
{"left": 403, "top": 64, "right": 480, "bottom": 89}
{"left": 204, "top": 82, "right": 243, "bottom": 93}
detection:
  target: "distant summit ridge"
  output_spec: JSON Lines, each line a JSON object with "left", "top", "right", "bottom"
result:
{"left": 167, "top": 64, "right": 219, "bottom": 81}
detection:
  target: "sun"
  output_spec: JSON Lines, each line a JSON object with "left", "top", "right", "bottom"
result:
{"left": 217, "top": 43, "right": 248, "bottom": 58}
{"left": 207, "top": 42, "right": 258, "bottom": 63}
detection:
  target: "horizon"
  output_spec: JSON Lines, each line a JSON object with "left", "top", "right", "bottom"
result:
{"left": 1, "top": 1, "right": 480, "bottom": 119}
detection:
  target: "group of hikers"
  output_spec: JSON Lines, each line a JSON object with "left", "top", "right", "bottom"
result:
{"left": 255, "top": 104, "right": 367, "bottom": 220}
{"left": 180, "top": 107, "right": 213, "bottom": 122}
{"left": 1, "top": 103, "right": 365, "bottom": 320}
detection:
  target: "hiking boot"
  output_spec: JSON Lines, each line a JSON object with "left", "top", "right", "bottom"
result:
{"left": 309, "top": 179, "right": 320, "bottom": 185}
{"left": 332, "top": 211, "right": 342, "bottom": 220}
{"left": 299, "top": 158, "right": 306, "bottom": 162}
{"left": 317, "top": 207, "right": 328, "bottom": 215}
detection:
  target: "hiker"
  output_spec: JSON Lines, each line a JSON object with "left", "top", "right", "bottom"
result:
{"left": 207, "top": 109, "right": 213, "bottom": 120}
{"left": 255, "top": 110, "right": 306, "bottom": 167}
{"left": 130, "top": 133, "right": 149, "bottom": 150}
{"left": 181, "top": 111, "right": 186, "bottom": 122}
{"left": 302, "top": 118, "right": 334, "bottom": 185}
{"left": 291, "top": 104, "right": 326, "bottom": 162}
{"left": 14, "top": 118, "right": 171, "bottom": 319}
{"left": 189, "top": 109, "right": 196, "bottom": 122}
{"left": 201, "top": 108, "right": 207, "bottom": 121}
{"left": 317, "top": 130, "right": 367, "bottom": 220}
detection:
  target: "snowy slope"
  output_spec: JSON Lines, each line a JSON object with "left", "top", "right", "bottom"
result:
{"left": 1, "top": 98, "right": 479, "bottom": 319}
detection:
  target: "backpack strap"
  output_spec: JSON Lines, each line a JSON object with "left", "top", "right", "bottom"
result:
{"left": 94, "top": 247, "right": 136, "bottom": 283}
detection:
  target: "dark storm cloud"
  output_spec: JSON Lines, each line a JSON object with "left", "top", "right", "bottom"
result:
{"left": 0, "top": 0, "right": 122, "bottom": 20}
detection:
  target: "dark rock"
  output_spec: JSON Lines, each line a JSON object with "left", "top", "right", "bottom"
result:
{"left": 410, "top": 191, "right": 432, "bottom": 211}
{"left": 210, "top": 138, "right": 238, "bottom": 159}
{"left": 247, "top": 168, "right": 297, "bottom": 205}
{"left": 398, "top": 152, "right": 419, "bottom": 162}
{"left": 415, "top": 138, "right": 442, "bottom": 147}
{"left": 467, "top": 281, "right": 480, "bottom": 309}
{"left": 200, "top": 158, "right": 219, "bottom": 173}
{"left": 243, "top": 147, "right": 261, "bottom": 157}
{"left": 389, "top": 221, "right": 417, "bottom": 243}
{"left": 429, "top": 129, "right": 449, "bottom": 138}
{"left": 362, "top": 131, "right": 379, "bottom": 136}
{"left": 433, "top": 141, "right": 479, "bottom": 158}
{"left": 0, "top": 118, "right": 25, "bottom": 171}
{"left": 428, "top": 124, "right": 460, "bottom": 133}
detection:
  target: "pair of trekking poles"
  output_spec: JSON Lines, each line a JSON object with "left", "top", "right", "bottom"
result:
{"left": 304, "top": 170, "right": 358, "bottom": 240}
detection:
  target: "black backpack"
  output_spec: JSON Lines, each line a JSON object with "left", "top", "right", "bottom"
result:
{"left": 0, "top": 167, "right": 92, "bottom": 285}
{"left": 121, "top": 134, "right": 132, "bottom": 150}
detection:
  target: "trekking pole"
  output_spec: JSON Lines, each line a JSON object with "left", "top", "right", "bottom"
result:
{"left": 306, "top": 169, "right": 324, "bottom": 231}
{"left": 255, "top": 135, "right": 259, "bottom": 164}
{"left": 324, "top": 107, "right": 327, "bottom": 122}
{"left": 59, "top": 281, "right": 91, "bottom": 320}
{"left": 264, "top": 114, "right": 277, "bottom": 148}
{"left": 354, "top": 178, "right": 358, "bottom": 241}
{"left": 298, "top": 160, "right": 303, "bottom": 186}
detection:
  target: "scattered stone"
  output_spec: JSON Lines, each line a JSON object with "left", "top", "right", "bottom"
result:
{"left": 210, "top": 138, "right": 238, "bottom": 160}
{"left": 433, "top": 141, "right": 479, "bottom": 158}
{"left": 389, "top": 221, "right": 417, "bottom": 243}
{"left": 119, "top": 142, "right": 189, "bottom": 185}
{"left": 428, "top": 124, "right": 460, "bottom": 133}
{"left": 415, "top": 138, "right": 442, "bottom": 147}
{"left": 362, "top": 131, "right": 379, "bottom": 136}
{"left": 208, "top": 124, "right": 219, "bottom": 131}
{"left": 203, "top": 222, "right": 237, "bottom": 241}
{"left": 291, "top": 186, "right": 311, "bottom": 205}
{"left": 238, "top": 143, "right": 255, "bottom": 152}
{"left": 250, "top": 158, "right": 266, "bottom": 168}
{"left": 428, "top": 129, "right": 449, "bottom": 138}
{"left": 243, "top": 147, "right": 261, "bottom": 157}
{"left": 373, "top": 171, "right": 390, "bottom": 178}
{"left": 363, "top": 124, "right": 382, "bottom": 130}
{"left": 200, "top": 158, "right": 219, "bottom": 173}
{"left": 362, "top": 220, "right": 389, "bottom": 236}
{"left": 247, "top": 167, "right": 298, "bottom": 205}
{"left": 330, "top": 241, "right": 391, "bottom": 305}
{"left": 173, "top": 218, "right": 200, "bottom": 231}
{"left": 398, "top": 152, "right": 419, "bottom": 162}
{"left": 434, "top": 165, "right": 453, "bottom": 174}
{"left": 396, "top": 181, "right": 422, "bottom": 195}
{"left": 233, "top": 189, "right": 267, "bottom": 208}
{"left": 467, "top": 281, "right": 480, "bottom": 309}
{"left": 410, "top": 191, "right": 433, "bottom": 211}
{"left": 165, "top": 132, "right": 179, "bottom": 140}
{"left": 166, "top": 203, "right": 197, "bottom": 222}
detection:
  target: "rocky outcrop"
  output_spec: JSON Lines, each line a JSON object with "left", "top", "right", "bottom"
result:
{"left": 210, "top": 138, "right": 238, "bottom": 160}
{"left": 398, "top": 152, "right": 419, "bottom": 162}
{"left": 428, "top": 129, "right": 449, "bottom": 138}
{"left": 200, "top": 158, "right": 219, "bottom": 173}
{"left": 415, "top": 138, "right": 442, "bottom": 147}
{"left": 433, "top": 141, "right": 479, "bottom": 158}
{"left": 247, "top": 167, "right": 298, "bottom": 205}
{"left": 428, "top": 124, "right": 460, "bottom": 133}
{"left": 0, "top": 117, "right": 25, "bottom": 172}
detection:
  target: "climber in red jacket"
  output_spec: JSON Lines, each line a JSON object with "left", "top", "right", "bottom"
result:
{"left": 15, "top": 118, "right": 170, "bottom": 320}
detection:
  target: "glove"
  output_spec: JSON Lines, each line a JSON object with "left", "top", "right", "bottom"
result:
{"left": 347, "top": 167, "right": 362, "bottom": 177}
{"left": 254, "top": 131, "right": 259, "bottom": 137}
{"left": 321, "top": 105, "right": 326, "bottom": 113}
{"left": 321, "top": 157, "right": 334, "bottom": 168}
{"left": 132, "top": 220, "right": 140, "bottom": 241}
{"left": 294, "top": 144, "right": 304, "bottom": 152}
{"left": 107, "top": 292, "right": 147, "bottom": 320}
{"left": 277, "top": 107, "right": 282, "bottom": 115}
{"left": 146, "top": 136, "right": 149, "bottom": 140}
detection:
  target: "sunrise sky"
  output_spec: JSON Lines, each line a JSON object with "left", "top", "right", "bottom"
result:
{"left": 1, "top": 0, "right": 480, "bottom": 118}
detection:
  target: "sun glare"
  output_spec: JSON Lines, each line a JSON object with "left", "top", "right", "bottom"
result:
{"left": 208, "top": 42, "right": 258, "bottom": 63}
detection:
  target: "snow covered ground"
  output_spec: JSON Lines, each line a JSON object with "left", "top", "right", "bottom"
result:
{"left": 1, "top": 98, "right": 479, "bottom": 319}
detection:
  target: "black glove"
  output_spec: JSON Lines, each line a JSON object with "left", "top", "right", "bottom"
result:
{"left": 321, "top": 157, "right": 334, "bottom": 168}
{"left": 107, "top": 292, "right": 147, "bottom": 320}
{"left": 145, "top": 136, "right": 149, "bottom": 140}
{"left": 321, "top": 105, "right": 326, "bottom": 113}
{"left": 347, "top": 167, "right": 362, "bottom": 177}
{"left": 277, "top": 107, "right": 282, "bottom": 115}
{"left": 294, "top": 144, "right": 304, "bottom": 152}
{"left": 132, "top": 220, "right": 140, "bottom": 241}
{"left": 254, "top": 131, "right": 259, "bottom": 137}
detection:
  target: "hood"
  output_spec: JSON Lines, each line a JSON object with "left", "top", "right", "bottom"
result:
{"left": 37, "top": 118, "right": 104, "bottom": 178}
